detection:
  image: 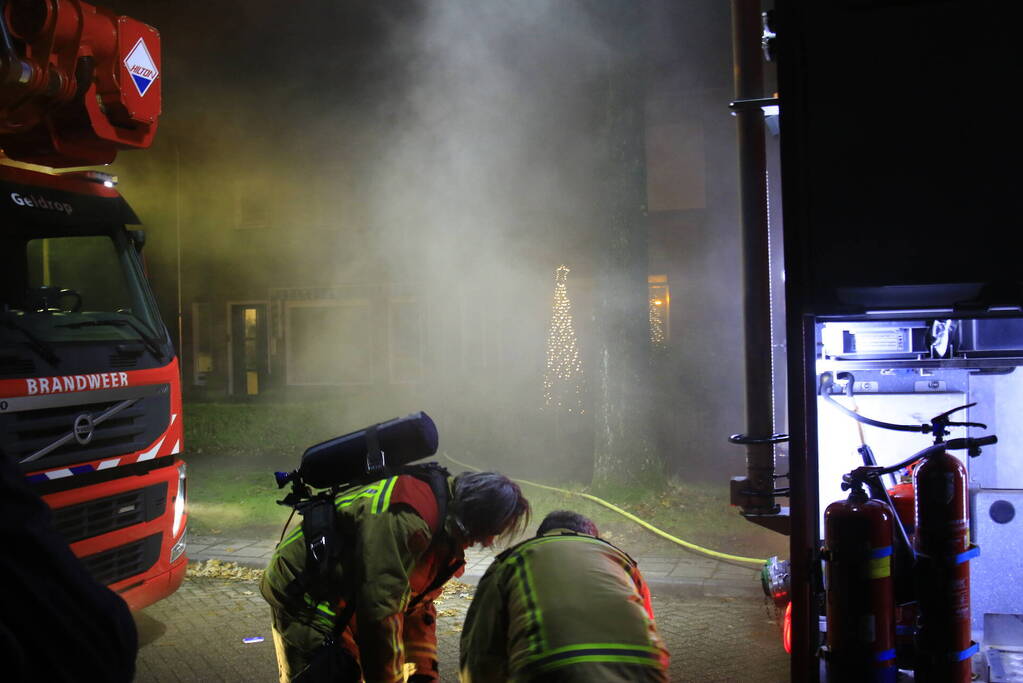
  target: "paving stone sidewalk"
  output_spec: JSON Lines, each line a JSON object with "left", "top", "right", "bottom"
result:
{"left": 134, "top": 572, "right": 790, "bottom": 682}
{"left": 186, "top": 534, "right": 765, "bottom": 598}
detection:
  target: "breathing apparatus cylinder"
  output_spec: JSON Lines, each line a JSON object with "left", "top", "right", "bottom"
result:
{"left": 913, "top": 447, "right": 976, "bottom": 682}
{"left": 295, "top": 412, "right": 439, "bottom": 489}
{"left": 823, "top": 482, "right": 897, "bottom": 683}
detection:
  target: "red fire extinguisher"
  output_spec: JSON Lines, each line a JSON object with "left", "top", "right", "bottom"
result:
{"left": 887, "top": 468, "right": 916, "bottom": 536}
{"left": 823, "top": 478, "right": 897, "bottom": 683}
{"left": 913, "top": 447, "right": 978, "bottom": 682}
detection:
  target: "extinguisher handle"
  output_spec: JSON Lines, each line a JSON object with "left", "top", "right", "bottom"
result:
{"left": 944, "top": 420, "right": 988, "bottom": 429}
{"left": 867, "top": 435, "right": 995, "bottom": 477}
{"left": 946, "top": 435, "right": 998, "bottom": 456}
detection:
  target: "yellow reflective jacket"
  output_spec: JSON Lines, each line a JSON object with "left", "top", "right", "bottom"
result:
{"left": 261, "top": 474, "right": 463, "bottom": 683}
{"left": 460, "top": 530, "right": 669, "bottom": 682}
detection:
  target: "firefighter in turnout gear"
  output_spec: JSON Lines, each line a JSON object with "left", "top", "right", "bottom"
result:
{"left": 459, "top": 510, "right": 670, "bottom": 682}
{"left": 260, "top": 467, "right": 529, "bottom": 683}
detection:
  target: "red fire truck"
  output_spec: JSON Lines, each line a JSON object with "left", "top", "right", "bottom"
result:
{"left": 0, "top": 0, "right": 186, "bottom": 610}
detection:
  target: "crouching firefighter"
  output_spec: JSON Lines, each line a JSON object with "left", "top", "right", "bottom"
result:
{"left": 459, "top": 510, "right": 670, "bottom": 682}
{"left": 260, "top": 463, "right": 530, "bottom": 683}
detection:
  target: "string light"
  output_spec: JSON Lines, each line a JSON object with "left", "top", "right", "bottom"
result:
{"left": 650, "top": 296, "right": 666, "bottom": 347}
{"left": 543, "top": 264, "right": 585, "bottom": 413}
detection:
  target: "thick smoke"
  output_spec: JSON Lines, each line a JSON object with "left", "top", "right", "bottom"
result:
{"left": 109, "top": 0, "right": 745, "bottom": 483}
{"left": 355, "top": 2, "right": 620, "bottom": 476}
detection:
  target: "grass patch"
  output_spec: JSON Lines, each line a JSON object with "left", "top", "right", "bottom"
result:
{"left": 184, "top": 448, "right": 785, "bottom": 564}
{"left": 181, "top": 402, "right": 787, "bottom": 563}
{"left": 182, "top": 400, "right": 398, "bottom": 537}
{"left": 184, "top": 401, "right": 355, "bottom": 456}
{"left": 185, "top": 457, "right": 291, "bottom": 537}
{"left": 505, "top": 476, "right": 785, "bottom": 560}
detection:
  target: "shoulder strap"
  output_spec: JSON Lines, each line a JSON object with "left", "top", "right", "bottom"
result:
{"left": 393, "top": 462, "right": 459, "bottom": 613}
{"left": 288, "top": 463, "right": 453, "bottom": 633}
{"left": 282, "top": 494, "right": 343, "bottom": 607}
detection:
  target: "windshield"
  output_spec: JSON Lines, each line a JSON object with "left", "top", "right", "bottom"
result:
{"left": 0, "top": 232, "right": 167, "bottom": 356}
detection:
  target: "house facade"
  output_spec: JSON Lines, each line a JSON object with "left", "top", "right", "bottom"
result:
{"left": 112, "top": 0, "right": 747, "bottom": 478}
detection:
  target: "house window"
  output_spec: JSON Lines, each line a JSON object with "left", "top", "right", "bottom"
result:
{"left": 649, "top": 275, "right": 670, "bottom": 346}
{"left": 234, "top": 180, "right": 271, "bottom": 229}
{"left": 285, "top": 300, "right": 373, "bottom": 385}
{"left": 192, "top": 302, "right": 213, "bottom": 385}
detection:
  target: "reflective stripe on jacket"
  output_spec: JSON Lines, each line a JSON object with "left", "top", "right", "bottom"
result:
{"left": 460, "top": 530, "right": 669, "bottom": 682}
{"left": 261, "top": 474, "right": 461, "bottom": 683}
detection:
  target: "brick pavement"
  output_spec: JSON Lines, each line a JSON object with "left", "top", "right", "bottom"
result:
{"left": 135, "top": 576, "right": 789, "bottom": 682}
{"left": 132, "top": 535, "right": 787, "bottom": 681}
{"left": 134, "top": 577, "right": 278, "bottom": 682}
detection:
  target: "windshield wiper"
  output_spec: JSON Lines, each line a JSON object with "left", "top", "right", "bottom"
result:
{"left": 0, "top": 319, "right": 60, "bottom": 366}
{"left": 57, "top": 318, "right": 166, "bottom": 361}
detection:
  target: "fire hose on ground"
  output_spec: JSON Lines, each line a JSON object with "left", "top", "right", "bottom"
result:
{"left": 443, "top": 452, "right": 767, "bottom": 566}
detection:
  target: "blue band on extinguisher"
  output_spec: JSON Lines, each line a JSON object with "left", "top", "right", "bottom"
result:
{"left": 896, "top": 625, "right": 917, "bottom": 635}
{"left": 868, "top": 546, "right": 893, "bottom": 559}
{"left": 954, "top": 545, "right": 980, "bottom": 565}
{"left": 953, "top": 642, "right": 979, "bottom": 662}
{"left": 874, "top": 648, "right": 896, "bottom": 662}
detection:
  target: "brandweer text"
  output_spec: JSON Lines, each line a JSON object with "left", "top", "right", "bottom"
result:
{"left": 26, "top": 372, "right": 130, "bottom": 395}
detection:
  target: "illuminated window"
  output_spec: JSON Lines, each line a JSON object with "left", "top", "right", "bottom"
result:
{"left": 192, "top": 302, "right": 213, "bottom": 385}
{"left": 649, "top": 275, "right": 670, "bottom": 346}
{"left": 243, "top": 307, "right": 260, "bottom": 394}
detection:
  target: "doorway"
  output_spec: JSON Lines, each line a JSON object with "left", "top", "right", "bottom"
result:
{"left": 229, "top": 303, "right": 268, "bottom": 396}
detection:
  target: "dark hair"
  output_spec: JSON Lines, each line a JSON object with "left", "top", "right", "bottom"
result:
{"left": 451, "top": 472, "right": 530, "bottom": 543}
{"left": 536, "top": 510, "right": 598, "bottom": 537}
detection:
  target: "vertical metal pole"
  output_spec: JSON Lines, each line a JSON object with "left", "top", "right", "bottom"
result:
{"left": 732, "top": 0, "right": 777, "bottom": 514}
{"left": 42, "top": 239, "right": 51, "bottom": 286}
{"left": 789, "top": 317, "right": 821, "bottom": 683}
{"left": 176, "top": 145, "right": 183, "bottom": 364}
{"left": 773, "top": 1, "right": 823, "bottom": 677}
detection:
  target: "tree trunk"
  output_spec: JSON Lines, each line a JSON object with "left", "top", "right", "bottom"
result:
{"left": 590, "top": 1, "right": 659, "bottom": 487}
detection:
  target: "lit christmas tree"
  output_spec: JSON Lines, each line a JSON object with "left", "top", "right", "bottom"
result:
{"left": 543, "top": 264, "right": 585, "bottom": 413}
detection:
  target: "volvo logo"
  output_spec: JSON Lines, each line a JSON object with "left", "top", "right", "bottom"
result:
{"left": 73, "top": 413, "right": 95, "bottom": 446}
{"left": 20, "top": 396, "right": 142, "bottom": 466}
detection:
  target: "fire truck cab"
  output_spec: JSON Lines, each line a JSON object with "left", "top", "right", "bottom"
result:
{"left": 1, "top": 0, "right": 186, "bottom": 610}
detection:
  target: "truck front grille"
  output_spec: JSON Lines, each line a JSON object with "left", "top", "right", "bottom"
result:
{"left": 2, "top": 390, "right": 170, "bottom": 471}
{"left": 0, "top": 356, "right": 35, "bottom": 376}
{"left": 52, "top": 482, "right": 168, "bottom": 544}
{"left": 80, "top": 533, "right": 162, "bottom": 587}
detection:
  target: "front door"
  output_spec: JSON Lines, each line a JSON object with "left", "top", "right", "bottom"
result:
{"left": 230, "top": 303, "right": 268, "bottom": 396}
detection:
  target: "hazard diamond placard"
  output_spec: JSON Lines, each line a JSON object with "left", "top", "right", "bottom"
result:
{"left": 124, "top": 37, "right": 159, "bottom": 97}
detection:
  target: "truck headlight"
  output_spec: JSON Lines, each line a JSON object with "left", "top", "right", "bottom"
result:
{"left": 170, "top": 527, "right": 187, "bottom": 564}
{"left": 172, "top": 462, "right": 187, "bottom": 537}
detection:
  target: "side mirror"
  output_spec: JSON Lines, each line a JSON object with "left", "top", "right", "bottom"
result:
{"left": 128, "top": 229, "right": 146, "bottom": 252}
